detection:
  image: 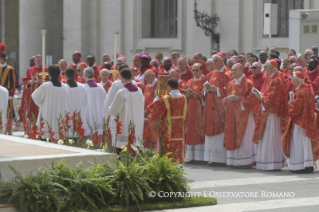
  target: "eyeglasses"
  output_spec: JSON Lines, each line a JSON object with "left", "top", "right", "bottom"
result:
{"left": 251, "top": 67, "right": 258, "bottom": 69}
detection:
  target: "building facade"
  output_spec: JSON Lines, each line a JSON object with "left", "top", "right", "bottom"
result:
{"left": 1, "top": 0, "right": 319, "bottom": 81}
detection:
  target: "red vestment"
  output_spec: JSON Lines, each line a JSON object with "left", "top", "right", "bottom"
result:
{"left": 219, "top": 77, "right": 259, "bottom": 150}
{"left": 181, "top": 67, "right": 193, "bottom": 82}
{"left": 253, "top": 72, "right": 288, "bottom": 143}
{"left": 178, "top": 80, "right": 188, "bottom": 93}
{"left": 91, "top": 66, "right": 100, "bottom": 82}
{"left": 201, "top": 61, "right": 209, "bottom": 75}
{"left": 304, "top": 66, "right": 319, "bottom": 82}
{"left": 136, "top": 64, "right": 158, "bottom": 77}
{"left": 244, "top": 66, "right": 252, "bottom": 78}
{"left": 76, "top": 77, "right": 86, "bottom": 84}
{"left": 68, "top": 62, "right": 81, "bottom": 80}
{"left": 204, "top": 71, "right": 233, "bottom": 136}
{"left": 248, "top": 73, "right": 266, "bottom": 91}
{"left": 148, "top": 94, "right": 188, "bottom": 164}
{"left": 22, "top": 66, "right": 49, "bottom": 120}
{"left": 158, "top": 67, "right": 171, "bottom": 75}
{"left": 102, "top": 80, "right": 112, "bottom": 94}
{"left": 185, "top": 77, "right": 206, "bottom": 145}
{"left": 282, "top": 83, "right": 319, "bottom": 161}
{"left": 143, "top": 81, "right": 158, "bottom": 148}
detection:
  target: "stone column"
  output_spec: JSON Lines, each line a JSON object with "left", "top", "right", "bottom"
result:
{"left": 63, "top": 0, "right": 82, "bottom": 64}
{"left": 19, "top": 0, "right": 46, "bottom": 79}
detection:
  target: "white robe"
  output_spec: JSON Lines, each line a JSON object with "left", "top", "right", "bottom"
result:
{"left": 0, "top": 86, "right": 8, "bottom": 132}
{"left": 289, "top": 124, "right": 313, "bottom": 171}
{"left": 66, "top": 83, "right": 87, "bottom": 136}
{"left": 256, "top": 113, "right": 286, "bottom": 170}
{"left": 109, "top": 86, "right": 144, "bottom": 148}
{"left": 31, "top": 82, "right": 68, "bottom": 138}
{"left": 83, "top": 83, "right": 107, "bottom": 135}
{"left": 226, "top": 112, "right": 257, "bottom": 166}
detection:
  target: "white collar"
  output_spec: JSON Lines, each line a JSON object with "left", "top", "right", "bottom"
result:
{"left": 309, "top": 68, "right": 316, "bottom": 73}
{"left": 169, "top": 90, "right": 182, "bottom": 97}
{"left": 148, "top": 78, "right": 157, "bottom": 87}
{"left": 164, "top": 67, "right": 173, "bottom": 74}
{"left": 245, "top": 63, "right": 250, "bottom": 68}
{"left": 0, "top": 62, "right": 7, "bottom": 68}
{"left": 194, "top": 76, "right": 202, "bottom": 81}
{"left": 296, "top": 82, "right": 304, "bottom": 90}
{"left": 73, "top": 61, "right": 80, "bottom": 66}
{"left": 216, "top": 65, "right": 225, "bottom": 72}
{"left": 234, "top": 74, "right": 245, "bottom": 85}
{"left": 101, "top": 81, "right": 108, "bottom": 86}
{"left": 269, "top": 70, "right": 278, "bottom": 78}
{"left": 181, "top": 69, "right": 188, "bottom": 74}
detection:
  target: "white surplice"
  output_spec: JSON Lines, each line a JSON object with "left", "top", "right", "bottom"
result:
{"left": 256, "top": 113, "right": 286, "bottom": 170}
{"left": 109, "top": 85, "right": 144, "bottom": 148}
{"left": 32, "top": 82, "right": 68, "bottom": 138}
{"left": 66, "top": 83, "right": 87, "bottom": 136}
{"left": 83, "top": 83, "right": 107, "bottom": 135}
{"left": 289, "top": 124, "right": 314, "bottom": 171}
{"left": 0, "top": 86, "right": 8, "bottom": 131}
{"left": 226, "top": 112, "right": 257, "bottom": 166}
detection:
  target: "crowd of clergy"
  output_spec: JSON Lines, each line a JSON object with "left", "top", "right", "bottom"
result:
{"left": 1, "top": 43, "right": 319, "bottom": 174}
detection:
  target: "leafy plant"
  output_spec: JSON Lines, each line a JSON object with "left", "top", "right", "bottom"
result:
{"left": 0, "top": 165, "right": 68, "bottom": 212}
{"left": 46, "top": 160, "right": 115, "bottom": 211}
{"left": 145, "top": 154, "right": 190, "bottom": 202}
{"left": 113, "top": 161, "right": 151, "bottom": 209}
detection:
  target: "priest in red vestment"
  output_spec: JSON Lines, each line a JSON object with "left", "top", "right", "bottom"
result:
{"left": 132, "top": 54, "right": 141, "bottom": 73}
{"left": 22, "top": 54, "right": 49, "bottom": 120}
{"left": 136, "top": 54, "right": 157, "bottom": 81}
{"left": 193, "top": 52, "right": 208, "bottom": 75}
{"left": 58, "top": 59, "right": 67, "bottom": 83}
{"left": 237, "top": 55, "right": 252, "bottom": 77}
{"left": 158, "top": 57, "right": 173, "bottom": 75}
{"left": 178, "top": 57, "right": 193, "bottom": 82}
{"left": 87, "top": 55, "right": 100, "bottom": 82}
{"left": 203, "top": 54, "right": 233, "bottom": 164}
{"left": 155, "top": 53, "right": 164, "bottom": 70}
{"left": 76, "top": 62, "right": 88, "bottom": 84}
{"left": 252, "top": 59, "right": 288, "bottom": 170}
{"left": 217, "top": 63, "right": 260, "bottom": 167}
{"left": 305, "top": 58, "right": 319, "bottom": 82}
{"left": 0, "top": 51, "right": 18, "bottom": 120}
{"left": 169, "top": 68, "right": 187, "bottom": 92}
{"left": 148, "top": 78, "right": 188, "bottom": 164}
{"left": 151, "top": 59, "right": 159, "bottom": 71}
{"left": 282, "top": 71, "right": 319, "bottom": 173}
{"left": 99, "top": 69, "right": 112, "bottom": 94}
{"left": 68, "top": 51, "right": 82, "bottom": 80}
{"left": 184, "top": 63, "right": 206, "bottom": 162}
{"left": 143, "top": 70, "right": 158, "bottom": 149}
{"left": 248, "top": 62, "right": 266, "bottom": 91}
{"left": 98, "top": 54, "right": 113, "bottom": 71}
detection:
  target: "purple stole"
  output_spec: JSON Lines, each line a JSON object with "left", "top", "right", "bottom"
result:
{"left": 86, "top": 79, "right": 97, "bottom": 87}
{"left": 124, "top": 82, "right": 138, "bottom": 92}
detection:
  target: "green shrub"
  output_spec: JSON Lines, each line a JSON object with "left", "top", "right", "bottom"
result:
{"left": 0, "top": 166, "right": 68, "bottom": 212}
{"left": 47, "top": 160, "right": 115, "bottom": 211}
{"left": 113, "top": 161, "right": 151, "bottom": 209}
{"left": 145, "top": 154, "right": 190, "bottom": 201}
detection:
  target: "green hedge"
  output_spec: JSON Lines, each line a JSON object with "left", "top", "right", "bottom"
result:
{"left": 0, "top": 152, "right": 191, "bottom": 212}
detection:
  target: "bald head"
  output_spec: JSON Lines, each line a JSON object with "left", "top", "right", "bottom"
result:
{"left": 144, "top": 71, "right": 156, "bottom": 84}
{"left": 212, "top": 54, "right": 224, "bottom": 70}
{"left": 169, "top": 69, "right": 181, "bottom": 80}
{"left": 231, "top": 64, "right": 244, "bottom": 79}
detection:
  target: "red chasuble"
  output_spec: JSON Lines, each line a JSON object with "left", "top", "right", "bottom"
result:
{"left": 1, "top": 64, "right": 18, "bottom": 118}
{"left": 219, "top": 77, "right": 259, "bottom": 150}
{"left": 282, "top": 83, "right": 319, "bottom": 161}
{"left": 304, "top": 66, "right": 319, "bottom": 82}
{"left": 204, "top": 71, "right": 233, "bottom": 136}
{"left": 178, "top": 80, "right": 188, "bottom": 93}
{"left": 136, "top": 64, "right": 158, "bottom": 77}
{"left": 248, "top": 73, "right": 266, "bottom": 91}
{"left": 68, "top": 62, "right": 80, "bottom": 80}
{"left": 244, "top": 66, "right": 252, "bottom": 78}
{"left": 185, "top": 77, "right": 206, "bottom": 145}
{"left": 102, "top": 80, "right": 112, "bottom": 94}
{"left": 148, "top": 95, "right": 188, "bottom": 164}
{"left": 253, "top": 71, "right": 288, "bottom": 143}
{"left": 92, "top": 66, "right": 100, "bottom": 82}
{"left": 181, "top": 67, "right": 193, "bottom": 82}
{"left": 22, "top": 66, "right": 49, "bottom": 120}
{"left": 143, "top": 81, "right": 158, "bottom": 148}
{"left": 158, "top": 68, "right": 171, "bottom": 75}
